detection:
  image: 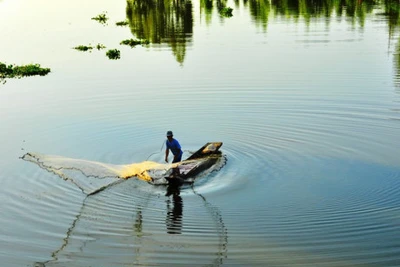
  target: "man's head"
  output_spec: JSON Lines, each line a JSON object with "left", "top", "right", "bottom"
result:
{"left": 166, "top": 131, "right": 173, "bottom": 140}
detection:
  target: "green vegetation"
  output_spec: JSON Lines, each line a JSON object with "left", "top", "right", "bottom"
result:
{"left": 116, "top": 20, "right": 129, "bottom": 26}
{"left": 219, "top": 7, "right": 233, "bottom": 17}
{"left": 106, "top": 49, "right": 121, "bottom": 60}
{"left": 96, "top": 43, "right": 106, "bottom": 50}
{"left": 91, "top": 12, "right": 109, "bottom": 24}
{"left": 0, "top": 62, "right": 50, "bottom": 83}
{"left": 120, "top": 38, "right": 150, "bottom": 47}
{"left": 73, "top": 43, "right": 106, "bottom": 52}
{"left": 73, "top": 45, "right": 93, "bottom": 52}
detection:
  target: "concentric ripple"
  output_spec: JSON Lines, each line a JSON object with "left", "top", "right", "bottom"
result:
{"left": 1, "top": 0, "right": 400, "bottom": 266}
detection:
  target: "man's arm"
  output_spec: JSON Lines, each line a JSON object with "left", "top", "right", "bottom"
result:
{"left": 165, "top": 149, "right": 169, "bottom": 163}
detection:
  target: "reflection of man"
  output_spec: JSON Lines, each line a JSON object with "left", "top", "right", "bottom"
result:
{"left": 165, "top": 131, "right": 183, "bottom": 163}
{"left": 134, "top": 209, "right": 143, "bottom": 237}
{"left": 166, "top": 186, "right": 183, "bottom": 234}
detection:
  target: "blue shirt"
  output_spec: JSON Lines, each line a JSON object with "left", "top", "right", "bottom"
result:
{"left": 166, "top": 139, "right": 182, "bottom": 156}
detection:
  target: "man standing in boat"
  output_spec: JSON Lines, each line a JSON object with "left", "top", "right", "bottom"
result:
{"left": 165, "top": 131, "right": 183, "bottom": 163}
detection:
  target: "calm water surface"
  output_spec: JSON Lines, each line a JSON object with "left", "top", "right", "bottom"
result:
{"left": 1, "top": 0, "right": 400, "bottom": 266}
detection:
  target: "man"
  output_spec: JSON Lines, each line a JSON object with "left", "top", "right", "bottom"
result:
{"left": 165, "top": 131, "right": 183, "bottom": 163}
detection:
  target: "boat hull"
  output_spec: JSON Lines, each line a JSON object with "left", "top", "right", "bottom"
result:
{"left": 164, "top": 142, "right": 223, "bottom": 184}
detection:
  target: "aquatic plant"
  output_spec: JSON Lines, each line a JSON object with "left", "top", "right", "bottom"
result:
{"left": 116, "top": 20, "right": 129, "bottom": 26}
{"left": 96, "top": 43, "right": 106, "bottom": 50}
{"left": 73, "top": 45, "right": 93, "bottom": 52}
{"left": 91, "top": 12, "right": 109, "bottom": 24}
{"left": 12, "top": 64, "right": 50, "bottom": 77}
{"left": 106, "top": 49, "right": 121, "bottom": 60}
{"left": 73, "top": 44, "right": 106, "bottom": 52}
{"left": 219, "top": 7, "right": 233, "bottom": 17}
{"left": 120, "top": 38, "right": 150, "bottom": 48}
{"left": 0, "top": 63, "right": 13, "bottom": 77}
{"left": 0, "top": 62, "right": 50, "bottom": 83}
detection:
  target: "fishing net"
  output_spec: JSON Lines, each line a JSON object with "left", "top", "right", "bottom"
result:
{"left": 24, "top": 150, "right": 228, "bottom": 266}
{"left": 21, "top": 152, "right": 227, "bottom": 195}
{"left": 33, "top": 178, "right": 228, "bottom": 267}
{"left": 22, "top": 152, "right": 178, "bottom": 195}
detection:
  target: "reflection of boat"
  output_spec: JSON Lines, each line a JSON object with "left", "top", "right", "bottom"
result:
{"left": 163, "top": 142, "right": 224, "bottom": 185}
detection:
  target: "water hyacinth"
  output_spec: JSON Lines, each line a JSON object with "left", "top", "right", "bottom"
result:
{"left": 120, "top": 38, "right": 150, "bottom": 48}
{"left": 73, "top": 45, "right": 94, "bottom": 52}
{"left": 106, "top": 49, "right": 121, "bottom": 60}
{"left": 91, "top": 12, "right": 109, "bottom": 24}
{"left": 219, "top": 7, "right": 233, "bottom": 17}
{"left": 116, "top": 20, "right": 129, "bottom": 26}
{"left": 0, "top": 62, "right": 50, "bottom": 83}
{"left": 96, "top": 43, "right": 106, "bottom": 50}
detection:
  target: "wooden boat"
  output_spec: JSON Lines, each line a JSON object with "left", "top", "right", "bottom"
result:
{"left": 164, "top": 142, "right": 223, "bottom": 185}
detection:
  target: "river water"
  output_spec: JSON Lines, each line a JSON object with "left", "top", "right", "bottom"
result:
{"left": 1, "top": 0, "right": 400, "bottom": 266}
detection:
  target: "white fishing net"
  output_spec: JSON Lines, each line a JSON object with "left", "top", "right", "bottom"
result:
{"left": 22, "top": 149, "right": 226, "bottom": 195}
{"left": 22, "top": 152, "right": 178, "bottom": 194}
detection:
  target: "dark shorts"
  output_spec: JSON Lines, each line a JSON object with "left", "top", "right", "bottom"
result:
{"left": 172, "top": 152, "right": 182, "bottom": 163}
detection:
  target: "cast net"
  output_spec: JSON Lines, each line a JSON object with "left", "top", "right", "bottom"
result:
{"left": 22, "top": 152, "right": 179, "bottom": 195}
{"left": 22, "top": 152, "right": 227, "bottom": 195}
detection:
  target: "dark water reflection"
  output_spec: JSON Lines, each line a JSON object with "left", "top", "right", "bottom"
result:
{"left": 126, "top": 0, "right": 193, "bottom": 64}
{"left": 125, "top": 0, "right": 400, "bottom": 65}
{"left": 166, "top": 185, "right": 183, "bottom": 234}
